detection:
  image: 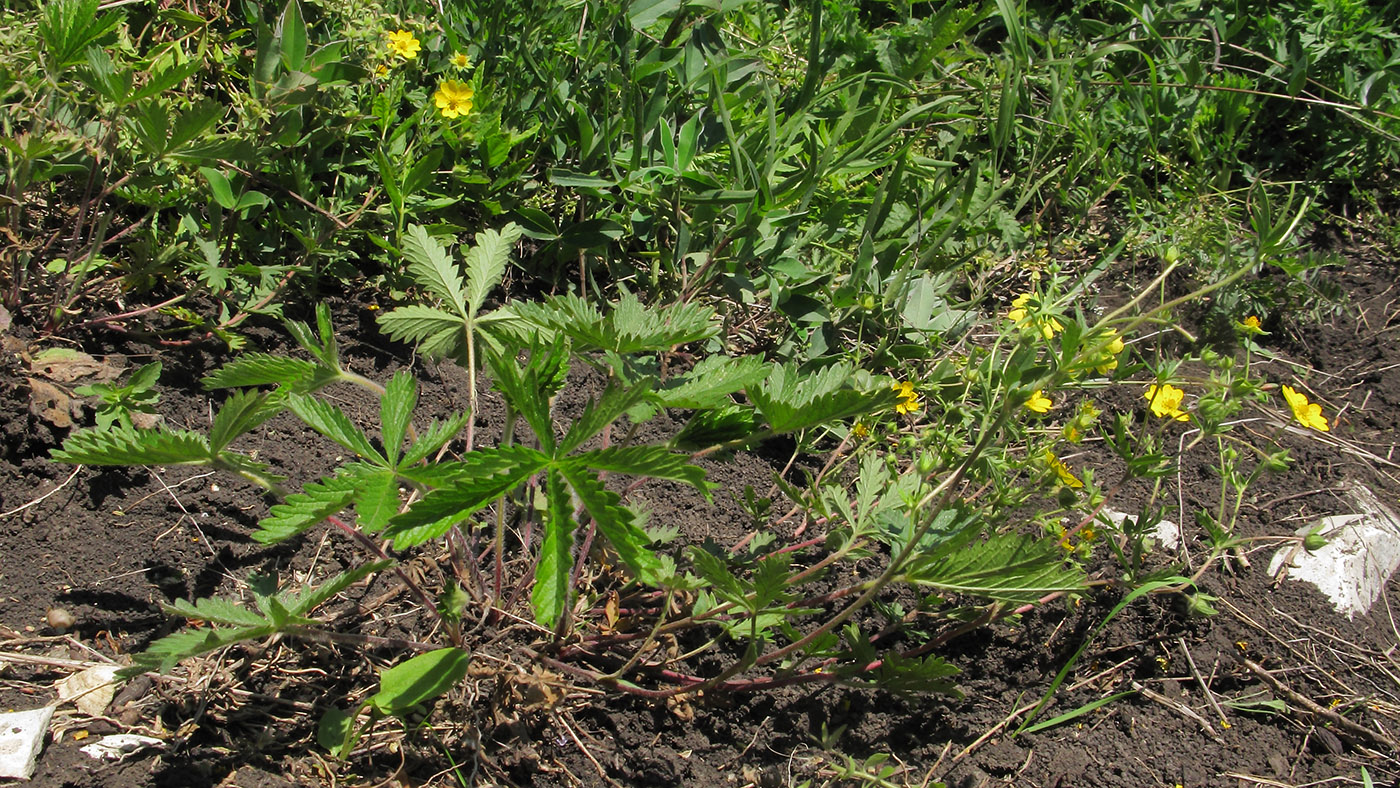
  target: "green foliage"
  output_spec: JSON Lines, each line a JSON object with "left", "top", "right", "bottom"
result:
{"left": 74, "top": 361, "right": 162, "bottom": 430}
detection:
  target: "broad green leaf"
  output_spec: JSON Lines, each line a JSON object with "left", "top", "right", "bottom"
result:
{"left": 532, "top": 466, "right": 576, "bottom": 627}
{"left": 354, "top": 469, "right": 401, "bottom": 533}
{"left": 52, "top": 426, "right": 210, "bottom": 466}
{"left": 199, "top": 167, "right": 237, "bottom": 210}
{"left": 400, "top": 411, "right": 471, "bottom": 467}
{"left": 558, "top": 462, "right": 662, "bottom": 583}
{"left": 286, "top": 393, "right": 386, "bottom": 466}
{"left": 253, "top": 476, "right": 358, "bottom": 543}
{"left": 386, "top": 446, "right": 550, "bottom": 547}
{"left": 202, "top": 354, "right": 337, "bottom": 391}
{"left": 556, "top": 382, "right": 651, "bottom": 456}
{"left": 463, "top": 223, "right": 523, "bottom": 314}
{"left": 375, "top": 305, "right": 463, "bottom": 356}
{"left": 402, "top": 225, "right": 466, "bottom": 318}
{"left": 317, "top": 706, "right": 357, "bottom": 757}
{"left": 904, "top": 533, "right": 1086, "bottom": 604}
{"left": 126, "top": 361, "right": 163, "bottom": 392}
{"left": 655, "top": 355, "right": 768, "bottom": 409}
{"left": 166, "top": 597, "right": 267, "bottom": 627}
{"left": 379, "top": 371, "right": 416, "bottom": 467}
{"left": 749, "top": 363, "right": 900, "bottom": 434}
{"left": 369, "top": 648, "right": 471, "bottom": 716}
{"left": 277, "top": 0, "right": 307, "bottom": 72}
{"left": 575, "top": 446, "right": 710, "bottom": 495}
{"left": 208, "top": 390, "right": 278, "bottom": 453}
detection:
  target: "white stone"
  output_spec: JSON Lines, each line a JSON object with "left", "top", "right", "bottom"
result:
{"left": 79, "top": 734, "right": 165, "bottom": 762}
{"left": 1267, "top": 484, "right": 1400, "bottom": 619}
{"left": 0, "top": 705, "right": 55, "bottom": 780}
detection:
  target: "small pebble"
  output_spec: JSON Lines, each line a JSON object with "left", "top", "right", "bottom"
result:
{"left": 45, "top": 607, "right": 75, "bottom": 633}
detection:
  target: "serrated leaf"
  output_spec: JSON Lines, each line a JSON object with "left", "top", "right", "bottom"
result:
{"left": 287, "top": 560, "right": 394, "bottom": 617}
{"left": 558, "top": 462, "right": 662, "bottom": 583}
{"left": 575, "top": 445, "right": 710, "bottom": 496}
{"left": 52, "top": 426, "right": 211, "bottom": 466}
{"left": 556, "top": 382, "right": 651, "bottom": 455}
{"left": 286, "top": 393, "right": 386, "bottom": 466}
{"left": 253, "top": 476, "right": 358, "bottom": 543}
{"left": 749, "top": 363, "right": 900, "bottom": 434}
{"left": 380, "top": 371, "right": 416, "bottom": 467}
{"left": 400, "top": 411, "right": 471, "bottom": 466}
{"left": 166, "top": 596, "right": 268, "bottom": 627}
{"left": 673, "top": 404, "right": 760, "bottom": 450}
{"left": 354, "top": 469, "right": 401, "bottom": 532}
{"left": 485, "top": 342, "right": 561, "bottom": 454}
{"left": 656, "top": 355, "right": 768, "bottom": 409}
{"left": 120, "top": 624, "right": 274, "bottom": 677}
{"left": 402, "top": 225, "right": 466, "bottom": 318}
{"left": 904, "top": 533, "right": 1086, "bottom": 604}
{"left": 866, "top": 652, "right": 961, "bottom": 697}
{"left": 385, "top": 446, "right": 549, "bottom": 547}
{"left": 375, "top": 305, "right": 463, "bottom": 355}
{"left": 369, "top": 648, "right": 471, "bottom": 716}
{"left": 464, "top": 223, "right": 523, "bottom": 314}
{"left": 202, "top": 354, "right": 336, "bottom": 392}
{"left": 516, "top": 290, "right": 717, "bottom": 355}
{"left": 532, "top": 466, "right": 576, "bottom": 627}
{"left": 209, "top": 390, "right": 279, "bottom": 453}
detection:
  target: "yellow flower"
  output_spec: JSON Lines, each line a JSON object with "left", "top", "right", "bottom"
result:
{"left": 892, "top": 381, "right": 921, "bottom": 415}
{"left": 1094, "top": 329, "right": 1126, "bottom": 375}
{"left": 1025, "top": 389, "right": 1052, "bottom": 414}
{"left": 386, "top": 30, "right": 421, "bottom": 61}
{"left": 1281, "top": 385, "right": 1329, "bottom": 432}
{"left": 1144, "top": 384, "right": 1190, "bottom": 422}
{"left": 451, "top": 52, "right": 471, "bottom": 69}
{"left": 851, "top": 421, "right": 869, "bottom": 438}
{"left": 1045, "top": 449, "right": 1083, "bottom": 489}
{"left": 433, "top": 79, "right": 475, "bottom": 118}
{"left": 374, "top": 64, "right": 389, "bottom": 77}
{"left": 1237, "top": 315, "right": 1267, "bottom": 335}
{"left": 1007, "top": 293, "right": 1064, "bottom": 340}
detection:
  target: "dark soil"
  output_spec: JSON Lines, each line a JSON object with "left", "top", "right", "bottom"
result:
{"left": 2, "top": 245, "right": 1399, "bottom": 788}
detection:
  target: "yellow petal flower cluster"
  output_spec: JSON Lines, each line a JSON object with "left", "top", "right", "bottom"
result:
{"left": 1281, "top": 385, "right": 1329, "bottom": 431}
{"left": 1024, "top": 389, "right": 1052, "bottom": 414}
{"left": 434, "top": 79, "right": 475, "bottom": 118}
{"left": 386, "top": 30, "right": 421, "bottom": 60}
{"left": 1094, "top": 329, "right": 1126, "bottom": 375}
{"left": 1144, "top": 384, "right": 1189, "bottom": 422}
{"left": 1044, "top": 449, "right": 1084, "bottom": 489}
{"left": 1007, "top": 293, "right": 1064, "bottom": 340}
{"left": 892, "top": 381, "right": 921, "bottom": 415}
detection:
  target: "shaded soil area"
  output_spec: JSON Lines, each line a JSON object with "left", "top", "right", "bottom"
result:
{"left": 2, "top": 244, "right": 1399, "bottom": 788}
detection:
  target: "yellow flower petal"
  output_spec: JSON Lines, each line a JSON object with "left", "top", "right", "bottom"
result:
{"left": 1281, "top": 385, "right": 1329, "bottom": 431}
{"left": 386, "top": 30, "right": 421, "bottom": 60}
{"left": 1025, "top": 389, "right": 1052, "bottom": 414}
{"left": 1144, "top": 384, "right": 1189, "bottom": 422}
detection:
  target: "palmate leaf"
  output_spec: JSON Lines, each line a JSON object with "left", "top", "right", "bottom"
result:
{"left": 52, "top": 426, "right": 211, "bottom": 466}
{"left": 286, "top": 393, "right": 386, "bottom": 466}
{"left": 253, "top": 475, "right": 358, "bottom": 543}
{"left": 748, "top": 362, "right": 901, "bottom": 434}
{"left": 656, "top": 354, "right": 768, "bottom": 409}
{"left": 385, "top": 446, "right": 550, "bottom": 548}
{"left": 353, "top": 468, "right": 401, "bottom": 533}
{"left": 516, "top": 290, "right": 718, "bottom": 355}
{"left": 532, "top": 466, "right": 576, "bottom": 627}
{"left": 575, "top": 445, "right": 711, "bottom": 497}
{"left": 485, "top": 340, "right": 565, "bottom": 454}
{"left": 558, "top": 461, "right": 662, "bottom": 583}
{"left": 904, "top": 533, "right": 1086, "bottom": 604}
{"left": 463, "top": 223, "right": 523, "bottom": 314}
{"left": 400, "top": 411, "right": 471, "bottom": 467}
{"left": 402, "top": 224, "right": 467, "bottom": 318}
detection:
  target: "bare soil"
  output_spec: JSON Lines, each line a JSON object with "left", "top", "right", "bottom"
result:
{"left": 1, "top": 243, "right": 1398, "bottom": 788}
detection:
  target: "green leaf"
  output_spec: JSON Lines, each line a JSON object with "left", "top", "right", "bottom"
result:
{"left": 400, "top": 411, "right": 471, "bottom": 466}
{"left": 575, "top": 446, "right": 710, "bottom": 496}
{"left": 39, "top": 0, "right": 123, "bottom": 72}
{"left": 749, "top": 363, "right": 899, "bottom": 434}
{"left": 277, "top": 0, "right": 307, "bottom": 73}
{"left": 655, "top": 355, "right": 768, "bottom": 409}
{"left": 463, "top": 223, "right": 523, "bottom": 314}
{"left": 402, "top": 225, "right": 466, "bottom": 318}
{"left": 376, "top": 305, "right": 464, "bottom": 357}
{"left": 485, "top": 341, "right": 564, "bottom": 454}
{"left": 286, "top": 560, "right": 394, "bottom": 617}
{"left": 126, "top": 361, "right": 163, "bottom": 392}
{"left": 354, "top": 469, "right": 401, "bottom": 533}
{"left": 199, "top": 167, "right": 237, "bottom": 210}
{"left": 904, "top": 533, "right": 1086, "bottom": 604}
{"left": 202, "top": 354, "right": 336, "bottom": 392}
{"left": 208, "top": 390, "right": 278, "bottom": 453}
{"left": 673, "top": 404, "right": 760, "bottom": 451}
{"left": 556, "top": 382, "right": 651, "bottom": 456}
{"left": 385, "top": 446, "right": 549, "bottom": 547}
{"left": 532, "top": 466, "right": 576, "bottom": 627}
{"left": 369, "top": 648, "right": 471, "bottom": 716}
{"left": 253, "top": 476, "right": 358, "bottom": 543}
{"left": 52, "top": 426, "right": 210, "bottom": 466}
{"left": 317, "top": 706, "right": 358, "bottom": 757}
{"left": 379, "top": 371, "right": 416, "bottom": 467}
{"left": 558, "top": 462, "right": 662, "bottom": 583}
{"left": 166, "top": 597, "right": 268, "bottom": 627}
{"left": 286, "top": 393, "right": 386, "bottom": 466}
{"left": 516, "top": 290, "right": 717, "bottom": 355}
{"left": 120, "top": 624, "right": 274, "bottom": 677}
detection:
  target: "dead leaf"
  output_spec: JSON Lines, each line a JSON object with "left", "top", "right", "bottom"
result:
{"left": 27, "top": 378, "right": 80, "bottom": 428}
{"left": 56, "top": 665, "right": 121, "bottom": 717}
{"left": 29, "top": 348, "right": 123, "bottom": 383}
